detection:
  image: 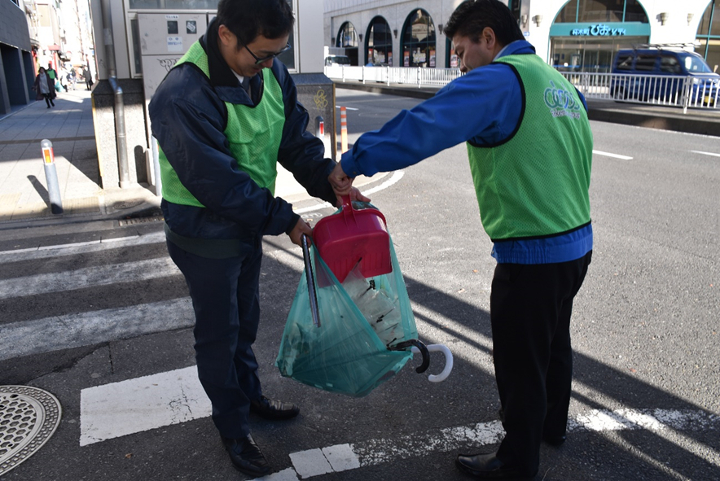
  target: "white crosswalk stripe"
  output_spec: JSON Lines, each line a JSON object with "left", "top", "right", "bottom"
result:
{"left": 0, "top": 257, "right": 180, "bottom": 300}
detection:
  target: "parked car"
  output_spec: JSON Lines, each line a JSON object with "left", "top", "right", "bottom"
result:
{"left": 609, "top": 48, "right": 719, "bottom": 106}
{"left": 324, "top": 55, "right": 351, "bottom": 67}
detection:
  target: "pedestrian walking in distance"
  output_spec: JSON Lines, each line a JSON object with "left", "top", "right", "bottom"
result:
{"left": 34, "top": 67, "right": 54, "bottom": 108}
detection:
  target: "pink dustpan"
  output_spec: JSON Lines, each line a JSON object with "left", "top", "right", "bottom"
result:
{"left": 312, "top": 196, "right": 392, "bottom": 284}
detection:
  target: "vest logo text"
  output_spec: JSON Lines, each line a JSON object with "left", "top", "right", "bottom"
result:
{"left": 544, "top": 80, "right": 581, "bottom": 119}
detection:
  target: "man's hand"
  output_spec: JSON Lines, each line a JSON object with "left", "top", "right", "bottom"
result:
{"left": 329, "top": 162, "right": 353, "bottom": 196}
{"left": 336, "top": 187, "right": 371, "bottom": 208}
{"left": 288, "top": 218, "right": 313, "bottom": 247}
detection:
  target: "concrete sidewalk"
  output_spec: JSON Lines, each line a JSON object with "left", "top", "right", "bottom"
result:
{"left": 0, "top": 89, "right": 160, "bottom": 227}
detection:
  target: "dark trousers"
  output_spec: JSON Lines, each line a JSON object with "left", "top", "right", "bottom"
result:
{"left": 167, "top": 240, "right": 263, "bottom": 438}
{"left": 491, "top": 251, "right": 592, "bottom": 475}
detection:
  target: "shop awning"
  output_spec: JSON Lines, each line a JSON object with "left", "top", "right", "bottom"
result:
{"left": 48, "top": 44, "right": 61, "bottom": 51}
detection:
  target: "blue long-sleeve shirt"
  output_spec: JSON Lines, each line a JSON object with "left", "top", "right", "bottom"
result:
{"left": 340, "top": 40, "right": 592, "bottom": 264}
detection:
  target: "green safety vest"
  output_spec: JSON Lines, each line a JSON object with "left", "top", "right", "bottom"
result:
{"left": 467, "top": 54, "right": 593, "bottom": 241}
{"left": 159, "top": 41, "right": 285, "bottom": 207}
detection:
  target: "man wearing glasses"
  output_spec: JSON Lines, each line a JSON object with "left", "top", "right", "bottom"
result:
{"left": 150, "top": 0, "right": 365, "bottom": 476}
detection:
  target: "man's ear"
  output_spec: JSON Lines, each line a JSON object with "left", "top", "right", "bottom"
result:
{"left": 217, "top": 24, "right": 234, "bottom": 47}
{"left": 481, "top": 27, "right": 496, "bottom": 50}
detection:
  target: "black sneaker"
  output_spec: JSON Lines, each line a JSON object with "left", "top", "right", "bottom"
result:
{"left": 221, "top": 434, "right": 271, "bottom": 477}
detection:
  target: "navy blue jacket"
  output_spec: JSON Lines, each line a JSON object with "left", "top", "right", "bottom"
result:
{"left": 150, "top": 21, "right": 336, "bottom": 248}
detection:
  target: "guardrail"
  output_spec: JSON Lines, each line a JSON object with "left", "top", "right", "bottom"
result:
{"left": 560, "top": 72, "right": 719, "bottom": 114}
{"left": 325, "top": 66, "right": 719, "bottom": 114}
{"left": 325, "top": 65, "right": 463, "bottom": 88}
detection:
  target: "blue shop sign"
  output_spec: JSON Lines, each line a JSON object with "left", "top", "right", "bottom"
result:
{"left": 550, "top": 22, "right": 650, "bottom": 38}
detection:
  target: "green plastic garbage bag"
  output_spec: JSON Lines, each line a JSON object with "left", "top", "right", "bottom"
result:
{"left": 275, "top": 237, "right": 418, "bottom": 397}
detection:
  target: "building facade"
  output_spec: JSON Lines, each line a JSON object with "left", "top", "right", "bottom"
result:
{"left": 0, "top": 0, "right": 35, "bottom": 115}
{"left": 0, "top": 0, "right": 95, "bottom": 116}
{"left": 324, "top": 0, "right": 720, "bottom": 73}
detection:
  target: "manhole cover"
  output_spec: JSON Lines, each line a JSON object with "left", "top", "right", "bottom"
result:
{"left": 0, "top": 386, "right": 62, "bottom": 476}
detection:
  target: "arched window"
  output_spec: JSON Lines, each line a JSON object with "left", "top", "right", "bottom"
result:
{"left": 401, "top": 9, "right": 437, "bottom": 68}
{"left": 366, "top": 17, "right": 393, "bottom": 66}
{"left": 336, "top": 22, "right": 359, "bottom": 66}
{"left": 336, "top": 22, "right": 359, "bottom": 48}
{"left": 554, "top": 0, "right": 649, "bottom": 24}
{"left": 696, "top": 0, "right": 720, "bottom": 71}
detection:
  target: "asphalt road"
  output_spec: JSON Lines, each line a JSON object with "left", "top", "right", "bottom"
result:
{"left": 0, "top": 90, "right": 718, "bottom": 480}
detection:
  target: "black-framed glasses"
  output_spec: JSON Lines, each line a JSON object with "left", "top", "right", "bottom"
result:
{"left": 244, "top": 43, "right": 292, "bottom": 65}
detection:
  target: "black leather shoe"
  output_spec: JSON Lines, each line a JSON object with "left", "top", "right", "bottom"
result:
{"left": 543, "top": 434, "right": 566, "bottom": 446}
{"left": 221, "top": 434, "right": 271, "bottom": 477}
{"left": 456, "top": 452, "right": 534, "bottom": 479}
{"left": 250, "top": 395, "right": 300, "bottom": 420}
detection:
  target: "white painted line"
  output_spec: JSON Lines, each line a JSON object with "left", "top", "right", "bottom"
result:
{"left": 76, "top": 360, "right": 719, "bottom": 476}
{"left": 335, "top": 106, "right": 359, "bottom": 110}
{"left": 0, "top": 256, "right": 180, "bottom": 300}
{"left": 80, "top": 365, "right": 210, "bottom": 446}
{"left": 292, "top": 171, "right": 405, "bottom": 215}
{"left": 690, "top": 150, "right": 720, "bottom": 158}
{"left": 289, "top": 449, "right": 334, "bottom": 478}
{"left": 0, "top": 297, "right": 194, "bottom": 361}
{"left": 592, "top": 150, "right": 633, "bottom": 160}
{"left": 322, "top": 444, "right": 361, "bottom": 472}
{"left": 101, "top": 235, "right": 142, "bottom": 243}
{"left": 0, "top": 231, "right": 165, "bottom": 262}
{"left": 361, "top": 170, "right": 405, "bottom": 196}
{"left": 37, "top": 240, "right": 99, "bottom": 250}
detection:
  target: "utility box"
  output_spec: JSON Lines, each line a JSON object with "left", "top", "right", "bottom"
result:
{"left": 292, "top": 74, "right": 336, "bottom": 161}
{"left": 138, "top": 13, "right": 208, "bottom": 99}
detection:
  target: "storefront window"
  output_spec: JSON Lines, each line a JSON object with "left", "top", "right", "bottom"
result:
{"left": 551, "top": 0, "right": 649, "bottom": 73}
{"left": 551, "top": 37, "right": 647, "bottom": 73}
{"left": 696, "top": 0, "right": 719, "bottom": 72}
{"left": 336, "top": 22, "right": 359, "bottom": 65}
{"left": 366, "top": 17, "right": 392, "bottom": 66}
{"left": 555, "top": 0, "right": 648, "bottom": 24}
{"left": 401, "top": 9, "right": 436, "bottom": 68}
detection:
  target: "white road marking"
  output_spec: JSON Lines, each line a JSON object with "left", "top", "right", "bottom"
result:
{"left": 0, "top": 232, "right": 165, "bottom": 262}
{"left": 294, "top": 171, "right": 406, "bottom": 215}
{"left": 289, "top": 449, "right": 334, "bottom": 478}
{"left": 690, "top": 150, "right": 720, "bottom": 158}
{"left": 80, "top": 365, "right": 209, "bottom": 446}
{"left": 0, "top": 256, "right": 180, "bottom": 299}
{"left": 0, "top": 297, "right": 194, "bottom": 361}
{"left": 592, "top": 150, "right": 633, "bottom": 160}
{"left": 336, "top": 106, "right": 359, "bottom": 110}
{"left": 77, "top": 363, "right": 719, "bottom": 478}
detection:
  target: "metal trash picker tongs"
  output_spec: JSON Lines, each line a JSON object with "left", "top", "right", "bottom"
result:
{"left": 301, "top": 234, "right": 453, "bottom": 383}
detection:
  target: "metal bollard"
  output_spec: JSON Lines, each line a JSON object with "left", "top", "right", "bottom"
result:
{"left": 41, "top": 139, "right": 63, "bottom": 214}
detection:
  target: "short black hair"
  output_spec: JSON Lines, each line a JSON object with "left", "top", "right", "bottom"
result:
{"left": 444, "top": 0, "right": 524, "bottom": 47}
{"left": 216, "top": 0, "right": 294, "bottom": 48}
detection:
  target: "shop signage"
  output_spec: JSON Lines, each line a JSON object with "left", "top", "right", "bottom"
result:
{"left": 571, "top": 24, "right": 626, "bottom": 36}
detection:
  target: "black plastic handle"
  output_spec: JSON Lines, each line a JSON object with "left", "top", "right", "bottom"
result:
{"left": 301, "top": 234, "right": 321, "bottom": 328}
{"left": 389, "top": 339, "right": 430, "bottom": 374}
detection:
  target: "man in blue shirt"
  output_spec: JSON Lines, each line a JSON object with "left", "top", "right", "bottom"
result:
{"left": 330, "top": 1, "right": 593, "bottom": 479}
